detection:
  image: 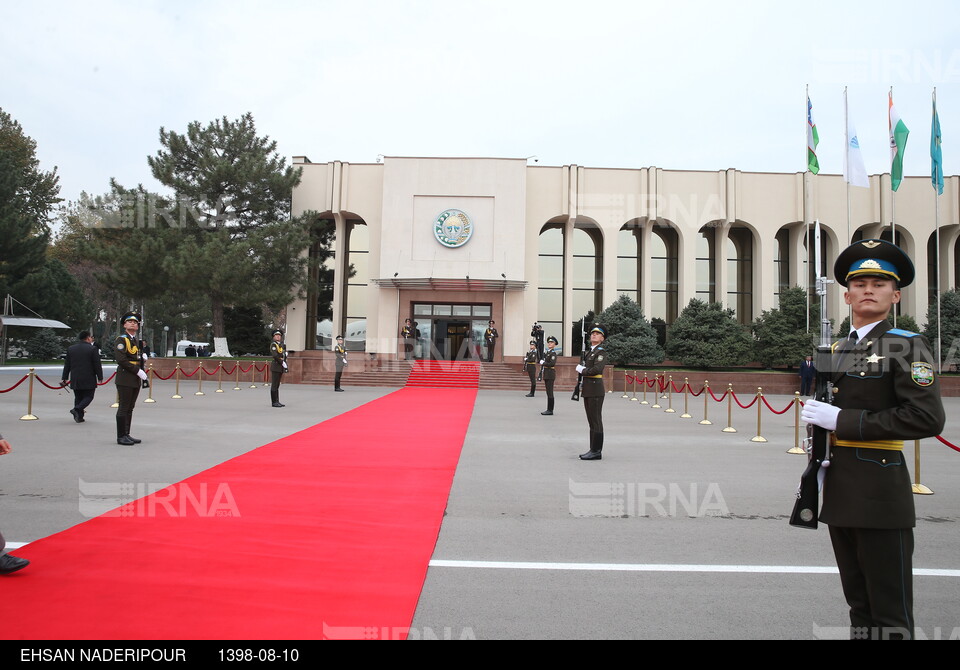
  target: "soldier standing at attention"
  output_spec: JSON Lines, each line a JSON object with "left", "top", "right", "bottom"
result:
{"left": 523, "top": 340, "right": 538, "bottom": 397}
{"left": 484, "top": 320, "right": 499, "bottom": 362}
{"left": 269, "top": 329, "right": 287, "bottom": 407}
{"left": 113, "top": 312, "right": 148, "bottom": 446}
{"left": 577, "top": 324, "right": 608, "bottom": 461}
{"left": 540, "top": 335, "right": 559, "bottom": 416}
{"left": 334, "top": 335, "right": 347, "bottom": 392}
{"left": 802, "top": 239, "right": 945, "bottom": 640}
{"left": 401, "top": 318, "right": 414, "bottom": 360}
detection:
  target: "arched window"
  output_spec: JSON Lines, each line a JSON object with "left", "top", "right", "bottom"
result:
{"left": 650, "top": 226, "right": 678, "bottom": 325}
{"left": 344, "top": 221, "right": 368, "bottom": 351}
{"left": 307, "top": 218, "right": 336, "bottom": 349}
{"left": 572, "top": 225, "right": 603, "bottom": 322}
{"left": 775, "top": 228, "right": 790, "bottom": 303}
{"left": 617, "top": 224, "right": 642, "bottom": 302}
{"left": 537, "top": 224, "right": 564, "bottom": 343}
{"left": 726, "top": 226, "right": 753, "bottom": 324}
{"left": 696, "top": 226, "right": 716, "bottom": 304}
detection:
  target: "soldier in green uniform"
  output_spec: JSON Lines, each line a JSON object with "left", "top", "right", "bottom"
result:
{"left": 802, "top": 239, "right": 945, "bottom": 639}
{"left": 401, "top": 319, "right": 414, "bottom": 360}
{"left": 484, "top": 321, "right": 499, "bottom": 362}
{"left": 523, "top": 340, "right": 538, "bottom": 397}
{"left": 540, "top": 335, "right": 559, "bottom": 416}
{"left": 113, "top": 312, "right": 148, "bottom": 446}
{"left": 269, "top": 329, "right": 287, "bottom": 407}
{"left": 334, "top": 335, "right": 347, "bottom": 392}
{"left": 577, "top": 324, "right": 608, "bottom": 460}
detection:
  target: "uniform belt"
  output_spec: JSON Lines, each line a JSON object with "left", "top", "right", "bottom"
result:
{"left": 586, "top": 375, "right": 603, "bottom": 378}
{"left": 831, "top": 435, "right": 905, "bottom": 451}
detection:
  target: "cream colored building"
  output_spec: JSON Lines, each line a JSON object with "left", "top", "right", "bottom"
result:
{"left": 286, "top": 156, "right": 959, "bottom": 361}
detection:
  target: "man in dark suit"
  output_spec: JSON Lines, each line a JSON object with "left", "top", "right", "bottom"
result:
{"left": 798, "top": 354, "right": 816, "bottom": 396}
{"left": 61, "top": 331, "right": 103, "bottom": 423}
{"left": 802, "top": 239, "right": 945, "bottom": 640}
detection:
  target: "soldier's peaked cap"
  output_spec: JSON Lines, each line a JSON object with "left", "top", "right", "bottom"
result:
{"left": 834, "top": 239, "right": 914, "bottom": 288}
{"left": 547, "top": 336, "right": 558, "bottom": 344}
{"left": 121, "top": 312, "right": 141, "bottom": 323}
{"left": 590, "top": 324, "right": 607, "bottom": 338}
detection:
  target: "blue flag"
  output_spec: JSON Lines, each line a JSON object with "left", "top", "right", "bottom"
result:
{"left": 931, "top": 95, "right": 944, "bottom": 195}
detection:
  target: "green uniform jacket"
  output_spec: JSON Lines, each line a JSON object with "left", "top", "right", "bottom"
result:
{"left": 580, "top": 345, "right": 606, "bottom": 398}
{"left": 542, "top": 350, "right": 558, "bottom": 381}
{"left": 112, "top": 334, "right": 142, "bottom": 389}
{"left": 819, "top": 321, "right": 945, "bottom": 529}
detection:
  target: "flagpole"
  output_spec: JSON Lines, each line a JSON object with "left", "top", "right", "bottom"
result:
{"left": 934, "top": 87, "right": 942, "bottom": 372}
{"left": 805, "top": 84, "right": 812, "bottom": 334}
{"left": 844, "top": 87, "right": 852, "bottom": 246}
{"left": 890, "top": 86, "right": 898, "bottom": 327}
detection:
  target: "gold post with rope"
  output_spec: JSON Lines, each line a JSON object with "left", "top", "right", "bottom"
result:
{"left": 216, "top": 361, "right": 224, "bottom": 392}
{"left": 172, "top": 362, "right": 183, "bottom": 399}
{"left": 144, "top": 363, "right": 156, "bottom": 403}
{"left": 699, "top": 380, "right": 712, "bottom": 425}
{"left": 750, "top": 387, "right": 767, "bottom": 443}
{"left": 912, "top": 439, "right": 933, "bottom": 494}
{"left": 640, "top": 372, "right": 649, "bottom": 405}
{"left": 722, "top": 383, "right": 736, "bottom": 433}
{"left": 621, "top": 370, "right": 629, "bottom": 399}
{"left": 664, "top": 375, "right": 676, "bottom": 413}
{"left": 787, "top": 392, "right": 805, "bottom": 454}
{"left": 195, "top": 364, "right": 205, "bottom": 396}
{"left": 19, "top": 368, "right": 38, "bottom": 421}
{"left": 249, "top": 362, "right": 258, "bottom": 389}
{"left": 234, "top": 360, "right": 241, "bottom": 390}
{"left": 651, "top": 374, "right": 662, "bottom": 409}
{"left": 680, "top": 377, "right": 692, "bottom": 418}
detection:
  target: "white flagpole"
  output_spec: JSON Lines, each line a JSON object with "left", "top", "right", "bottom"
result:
{"left": 890, "top": 86, "right": 898, "bottom": 327}
{"left": 934, "top": 88, "right": 942, "bottom": 371}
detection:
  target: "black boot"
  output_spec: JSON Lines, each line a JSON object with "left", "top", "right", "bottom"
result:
{"left": 117, "top": 417, "right": 135, "bottom": 446}
{"left": 126, "top": 415, "right": 141, "bottom": 443}
{"left": 580, "top": 431, "right": 602, "bottom": 460}
{"left": 541, "top": 398, "right": 554, "bottom": 415}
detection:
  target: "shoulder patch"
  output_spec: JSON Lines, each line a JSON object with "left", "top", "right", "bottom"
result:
{"left": 116, "top": 343, "right": 125, "bottom": 351}
{"left": 888, "top": 328, "right": 919, "bottom": 338}
{"left": 911, "top": 362, "right": 934, "bottom": 386}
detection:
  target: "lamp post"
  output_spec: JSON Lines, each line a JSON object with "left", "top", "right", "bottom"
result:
{"left": 162, "top": 326, "right": 170, "bottom": 357}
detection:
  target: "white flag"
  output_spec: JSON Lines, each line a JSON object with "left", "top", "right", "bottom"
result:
{"left": 844, "top": 95, "right": 870, "bottom": 188}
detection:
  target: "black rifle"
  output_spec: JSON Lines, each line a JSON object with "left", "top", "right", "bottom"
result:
{"left": 790, "top": 222, "right": 832, "bottom": 530}
{"left": 571, "top": 351, "right": 585, "bottom": 401}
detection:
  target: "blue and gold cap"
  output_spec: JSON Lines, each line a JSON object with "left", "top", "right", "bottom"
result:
{"left": 834, "top": 239, "right": 914, "bottom": 288}
{"left": 121, "top": 312, "right": 141, "bottom": 324}
{"left": 590, "top": 324, "right": 607, "bottom": 338}
{"left": 547, "top": 336, "right": 558, "bottom": 344}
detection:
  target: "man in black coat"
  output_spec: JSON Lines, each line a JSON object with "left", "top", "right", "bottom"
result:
{"left": 61, "top": 331, "right": 103, "bottom": 423}
{"left": 799, "top": 354, "right": 816, "bottom": 396}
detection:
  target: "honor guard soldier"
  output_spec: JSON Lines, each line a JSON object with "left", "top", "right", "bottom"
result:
{"left": 577, "top": 324, "right": 608, "bottom": 460}
{"left": 540, "top": 335, "right": 559, "bottom": 415}
{"left": 801, "top": 239, "right": 945, "bottom": 639}
{"left": 484, "top": 321, "right": 499, "bottom": 362}
{"left": 269, "top": 329, "right": 287, "bottom": 407}
{"left": 334, "top": 335, "right": 347, "bottom": 391}
{"left": 113, "top": 312, "right": 148, "bottom": 446}
{"left": 523, "top": 340, "right": 538, "bottom": 397}
{"left": 401, "top": 318, "right": 414, "bottom": 360}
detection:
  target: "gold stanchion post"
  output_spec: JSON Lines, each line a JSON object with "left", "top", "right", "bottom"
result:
{"left": 651, "top": 374, "right": 662, "bottom": 409}
{"left": 750, "top": 387, "right": 767, "bottom": 443}
{"left": 234, "top": 360, "right": 241, "bottom": 390}
{"left": 722, "top": 383, "right": 736, "bottom": 433}
{"left": 621, "top": 370, "right": 629, "bottom": 399}
{"left": 664, "top": 375, "right": 676, "bottom": 413}
{"left": 144, "top": 363, "right": 156, "bottom": 403}
{"left": 699, "top": 380, "right": 712, "bottom": 425}
{"left": 249, "top": 363, "right": 258, "bottom": 389}
{"left": 216, "top": 362, "right": 224, "bottom": 392}
{"left": 640, "top": 372, "right": 649, "bottom": 405}
{"left": 195, "top": 364, "right": 205, "bottom": 396}
{"left": 19, "top": 368, "right": 38, "bottom": 420}
{"left": 787, "top": 392, "right": 805, "bottom": 454}
{"left": 172, "top": 362, "right": 183, "bottom": 399}
{"left": 680, "top": 377, "right": 692, "bottom": 418}
{"left": 912, "top": 439, "right": 934, "bottom": 494}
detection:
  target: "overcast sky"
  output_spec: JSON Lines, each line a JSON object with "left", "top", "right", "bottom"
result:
{"left": 4, "top": 0, "right": 959, "bottom": 205}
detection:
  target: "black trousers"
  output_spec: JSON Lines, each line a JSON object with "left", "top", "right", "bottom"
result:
{"left": 116, "top": 385, "right": 140, "bottom": 437}
{"left": 527, "top": 368, "right": 536, "bottom": 395}
{"left": 335, "top": 367, "right": 343, "bottom": 389}
{"left": 829, "top": 525, "right": 914, "bottom": 639}
{"left": 271, "top": 371, "right": 282, "bottom": 403}
{"left": 73, "top": 388, "right": 96, "bottom": 413}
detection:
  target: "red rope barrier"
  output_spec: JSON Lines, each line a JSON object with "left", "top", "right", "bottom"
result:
{"left": 708, "top": 387, "right": 728, "bottom": 402}
{"left": 731, "top": 390, "right": 758, "bottom": 409}
{"left": 35, "top": 375, "right": 68, "bottom": 390}
{"left": 0, "top": 375, "right": 29, "bottom": 393}
{"left": 936, "top": 435, "right": 960, "bottom": 453}
{"left": 96, "top": 371, "right": 117, "bottom": 385}
{"left": 688, "top": 385, "right": 704, "bottom": 397}
{"left": 151, "top": 369, "right": 177, "bottom": 380}
{"left": 761, "top": 395, "right": 795, "bottom": 415}
{"left": 221, "top": 364, "right": 237, "bottom": 375}
{"left": 180, "top": 366, "right": 200, "bottom": 378}
{"left": 202, "top": 365, "right": 220, "bottom": 375}
{"left": 625, "top": 374, "right": 634, "bottom": 384}
{"left": 238, "top": 363, "right": 254, "bottom": 374}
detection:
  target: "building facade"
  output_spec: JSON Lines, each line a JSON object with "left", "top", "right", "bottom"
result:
{"left": 285, "top": 156, "right": 959, "bottom": 361}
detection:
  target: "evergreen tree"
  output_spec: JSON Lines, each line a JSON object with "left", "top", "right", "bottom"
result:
{"left": 924, "top": 289, "right": 960, "bottom": 364}
{"left": 145, "top": 113, "right": 314, "bottom": 355}
{"left": 752, "top": 286, "right": 817, "bottom": 368}
{"left": 595, "top": 294, "right": 664, "bottom": 366}
{"left": 666, "top": 299, "right": 752, "bottom": 368}
{"left": 223, "top": 304, "right": 267, "bottom": 356}
{"left": 24, "top": 328, "right": 63, "bottom": 361}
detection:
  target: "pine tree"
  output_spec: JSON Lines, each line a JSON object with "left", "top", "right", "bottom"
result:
{"left": 752, "top": 286, "right": 817, "bottom": 368}
{"left": 595, "top": 295, "right": 664, "bottom": 366}
{"left": 924, "top": 289, "right": 960, "bottom": 364}
{"left": 666, "top": 299, "right": 752, "bottom": 368}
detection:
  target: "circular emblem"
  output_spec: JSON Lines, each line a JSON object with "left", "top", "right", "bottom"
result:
{"left": 433, "top": 209, "right": 473, "bottom": 248}
{"left": 800, "top": 509, "right": 814, "bottom": 523}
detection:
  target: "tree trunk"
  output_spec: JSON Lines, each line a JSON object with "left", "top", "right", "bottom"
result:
{"left": 210, "top": 294, "right": 232, "bottom": 357}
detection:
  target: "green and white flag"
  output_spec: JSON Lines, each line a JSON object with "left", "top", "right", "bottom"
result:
{"left": 889, "top": 91, "right": 909, "bottom": 192}
{"left": 807, "top": 94, "right": 820, "bottom": 174}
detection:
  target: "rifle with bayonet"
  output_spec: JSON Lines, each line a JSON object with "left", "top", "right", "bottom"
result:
{"left": 790, "top": 221, "right": 833, "bottom": 530}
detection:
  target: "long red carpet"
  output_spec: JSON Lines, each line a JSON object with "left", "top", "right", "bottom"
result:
{"left": 2, "top": 387, "right": 477, "bottom": 640}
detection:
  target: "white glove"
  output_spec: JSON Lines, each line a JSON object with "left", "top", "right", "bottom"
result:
{"left": 136, "top": 369, "right": 148, "bottom": 381}
{"left": 801, "top": 399, "right": 840, "bottom": 431}
{"left": 575, "top": 364, "right": 585, "bottom": 374}
{"left": 282, "top": 362, "right": 288, "bottom": 369}
{"left": 539, "top": 360, "right": 545, "bottom": 365}
{"left": 141, "top": 353, "right": 148, "bottom": 362}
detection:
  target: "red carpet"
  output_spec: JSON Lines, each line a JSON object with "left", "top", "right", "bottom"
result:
{"left": 406, "top": 360, "right": 480, "bottom": 388}
{"left": 1, "top": 388, "right": 477, "bottom": 640}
